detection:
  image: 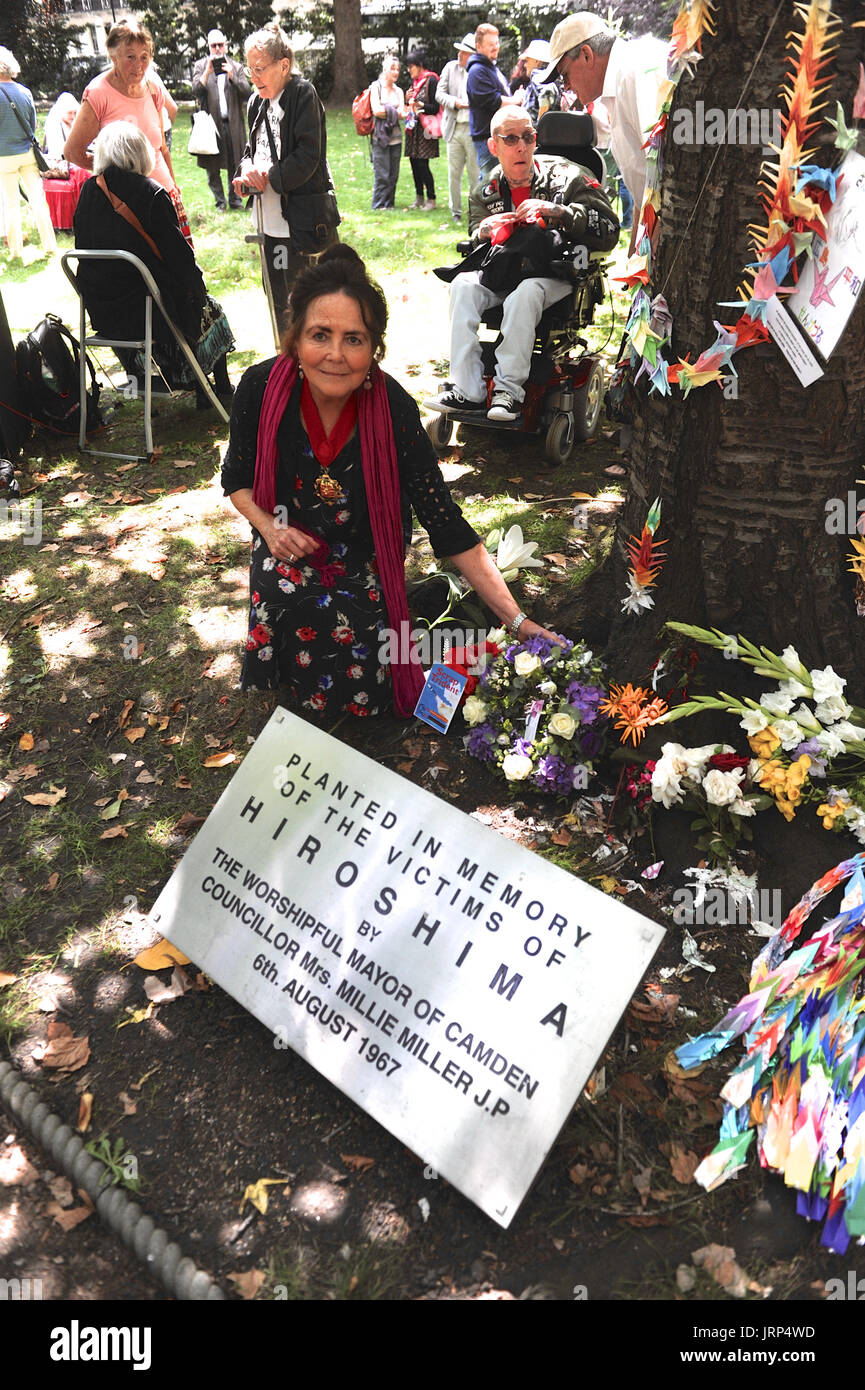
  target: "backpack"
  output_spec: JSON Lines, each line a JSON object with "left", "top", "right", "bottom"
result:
{"left": 15, "top": 314, "right": 102, "bottom": 437}
{"left": 352, "top": 86, "right": 374, "bottom": 137}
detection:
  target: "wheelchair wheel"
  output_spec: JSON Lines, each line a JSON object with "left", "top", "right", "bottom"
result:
{"left": 573, "top": 361, "right": 605, "bottom": 441}
{"left": 544, "top": 413, "right": 574, "bottom": 465}
{"left": 425, "top": 412, "right": 453, "bottom": 455}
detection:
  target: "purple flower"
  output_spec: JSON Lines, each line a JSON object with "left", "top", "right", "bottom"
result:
{"left": 794, "top": 739, "right": 827, "bottom": 778}
{"left": 467, "top": 723, "right": 496, "bottom": 762}
{"left": 511, "top": 737, "right": 533, "bottom": 757}
{"left": 579, "top": 727, "right": 604, "bottom": 760}
{"left": 566, "top": 681, "right": 604, "bottom": 723}
{"left": 533, "top": 753, "right": 574, "bottom": 795}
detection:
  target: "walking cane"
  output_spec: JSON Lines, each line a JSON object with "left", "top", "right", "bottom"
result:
{"left": 244, "top": 190, "right": 280, "bottom": 352}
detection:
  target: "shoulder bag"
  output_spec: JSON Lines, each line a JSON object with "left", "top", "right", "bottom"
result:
{"left": 0, "top": 87, "right": 49, "bottom": 173}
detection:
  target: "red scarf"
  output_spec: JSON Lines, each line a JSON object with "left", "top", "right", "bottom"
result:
{"left": 408, "top": 69, "right": 437, "bottom": 104}
{"left": 251, "top": 356, "right": 424, "bottom": 717}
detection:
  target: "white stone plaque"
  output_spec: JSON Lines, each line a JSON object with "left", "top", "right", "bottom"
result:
{"left": 149, "top": 709, "right": 664, "bottom": 1227}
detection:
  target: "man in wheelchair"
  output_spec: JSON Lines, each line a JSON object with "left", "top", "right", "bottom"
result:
{"left": 425, "top": 106, "right": 619, "bottom": 422}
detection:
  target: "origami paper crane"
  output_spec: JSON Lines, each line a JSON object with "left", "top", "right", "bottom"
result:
{"left": 826, "top": 101, "right": 858, "bottom": 153}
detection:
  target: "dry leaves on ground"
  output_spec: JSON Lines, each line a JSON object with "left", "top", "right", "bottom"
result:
{"left": 36, "top": 1022, "right": 90, "bottom": 1073}
{"left": 228, "top": 1269, "right": 267, "bottom": 1300}
{"left": 239, "top": 1177, "right": 286, "bottom": 1216}
{"left": 133, "top": 939, "right": 191, "bottom": 970}
{"left": 340, "top": 1154, "right": 375, "bottom": 1173}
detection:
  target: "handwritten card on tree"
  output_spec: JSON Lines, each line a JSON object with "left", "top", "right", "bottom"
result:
{"left": 786, "top": 149, "right": 865, "bottom": 360}
{"left": 149, "top": 709, "right": 664, "bottom": 1226}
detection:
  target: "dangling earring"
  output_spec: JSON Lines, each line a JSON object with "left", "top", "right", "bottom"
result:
{"left": 297, "top": 364, "right": 304, "bottom": 379}
{"left": 363, "top": 369, "right": 372, "bottom": 391}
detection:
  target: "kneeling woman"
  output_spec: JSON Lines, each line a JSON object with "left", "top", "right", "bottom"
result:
{"left": 222, "top": 243, "right": 560, "bottom": 718}
{"left": 73, "top": 121, "right": 233, "bottom": 403}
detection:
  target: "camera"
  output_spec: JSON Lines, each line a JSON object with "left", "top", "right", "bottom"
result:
{"left": 212, "top": 56, "right": 226, "bottom": 74}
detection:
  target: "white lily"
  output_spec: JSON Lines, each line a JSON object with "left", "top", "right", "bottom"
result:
{"left": 493, "top": 524, "right": 544, "bottom": 582}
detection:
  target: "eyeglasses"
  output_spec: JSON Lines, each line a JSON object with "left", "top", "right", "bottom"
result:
{"left": 246, "top": 59, "right": 278, "bottom": 79}
{"left": 497, "top": 131, "right": 537, "bottom": 147}
{"left": 210, "top": 43, "right": 225, "bottom": 50}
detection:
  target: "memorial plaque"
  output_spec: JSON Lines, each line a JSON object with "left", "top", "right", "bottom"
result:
{"left": 149, "top": 710, "right": 664, "bottom": 1226}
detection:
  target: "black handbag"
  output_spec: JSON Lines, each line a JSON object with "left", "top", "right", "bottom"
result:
{"left": 0, "top": 88, "right": 49, "bottom": 173}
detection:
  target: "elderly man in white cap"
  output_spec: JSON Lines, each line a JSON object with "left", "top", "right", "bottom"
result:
{"left": 539, "top": 12, "right": 666, "bottom": 251}
{"left": 192, "top": 27, "right": 251, "bottom": 211}
{"left": 519, "top": 39, "right": 562, "bottom": 124}
{"left": 436, "top": 32, "right": 479, "bottom": 224}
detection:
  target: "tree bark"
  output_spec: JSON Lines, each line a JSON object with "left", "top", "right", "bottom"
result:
{"left": 331, "top": 0, "right": 366, "bottom": 104}
{"left": 587, "top": 0, "right": 865, "bottom": 688}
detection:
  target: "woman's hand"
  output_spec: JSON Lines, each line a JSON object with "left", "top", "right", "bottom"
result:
{"left": 241, "top": 166, "right": 269, "bottom": 193}
{"left": 259, "top": 515, "right": 318, "bottom": 566}
{"left": 513, "top": 618, "right": 567, "bottom": 647}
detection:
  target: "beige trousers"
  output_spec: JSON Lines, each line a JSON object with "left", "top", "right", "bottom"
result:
{"left": 0, "top": 150, "right": 57, "bottom": 261}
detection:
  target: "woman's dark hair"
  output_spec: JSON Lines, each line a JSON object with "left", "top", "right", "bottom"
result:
{"left": 405, "top": 49, "right": 427, "bottom": 69}
{"left": 281, "top": 245, "right": 388, "bottom": 362}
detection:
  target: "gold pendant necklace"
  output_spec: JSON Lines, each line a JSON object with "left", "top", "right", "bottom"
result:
{"left": 314, "top": 472, "right": 347, "bottom": 505}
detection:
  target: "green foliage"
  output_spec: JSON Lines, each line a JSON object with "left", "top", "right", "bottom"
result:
{"left": 0, "top": 0, "right": 78, "bottom": 97}
{"left": 85, "top": 1135, "right": 143, "bottom": 1193}
{"left": 131, "top": 0, "right": 277, "bottom": 68}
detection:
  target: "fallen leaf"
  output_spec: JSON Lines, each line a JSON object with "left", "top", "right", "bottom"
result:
{"left": 0, "top": 1144, "right": 40, "bottom": 1185}
{"left": 117, "top": 1091, "right": 138, "bottom": 1115}
{"left": 0, "top": 972, "right": 19, "bottom": 988}
{"left": 23, "top": 786, "right": 67, "bottom": 807}
{"left": 112, "top": 602, "right": 130, "bottom": 613}
{"left": 86, "top": 712, "right": 101, "bottom": 725}
{"left": 100, "top": 825, "right": 128, "bottom": 840}
{"left": 47, "top": 1175, "right": 75, "bottom": 1207}
{"left": 77, "top": 1093, "right": 93, "bottom": 1132}
{"left": 173, "top": 458, "right": 197, "bottom": 469}
{"left": 160, "top": 735, "right": 181, "bottom": 746}
{"left": 143, "top": 966, "right": 190, "bottom": 1003}
{"left": 543, "top": 552, "right": 567, "bottom": 567}
{"left": 117, "top": 1002, "right": 155, "bottom": 1028}
{"left": 41, "top": 1032, "right": 90, "bottom": 1073}
{"left": 568, "top": 1163, "right": 589, "bottom": 1185}
{"left": 135, "top": 770, "right": 156, "bottom": 784}
{"left": 239, "top": 1177, "right": 284, "bottom": 1215}
{"left": 47, "top": 1192, "right": 94, "bottom": 1231}
{"left": 670, "top": 1145, "right": 700, "bottom": 1185}
{"left": 203, "top": 751, "right": 237, "bottom": 767}
{"left": 174, "top": 811, "right": 205, "bottom": 835}
{"left": 339, "top": 1154, "right": 375, "bottom": 1173}
{"left": 204, "top": 734, "right": 221, "bottom": 748}
{"left": 124, "top": 726, "right": 146, "bottom": 743}
{"left": 551, "top": 829, "right": 572, "bottom": 846}
{"left": 99, "top": 798, "right": 124, "bottom": 821}
{"left": 228, "top": 1269, "right": 267, "bottom": 1300}
{"left": 109, "top": 753, "right": 127, "bottom": 765}
{"left": 18, "top": 732, "right": 34, "bottom": 750}
{"left": 571, "top": 491, "right": 593, "bottom": 499}
{"left": 47, "top": 1021, "right": 72, "bottom": 1040}
{"left": 175, "top": 776, "right": 192, "bottom": 789}
{"left": 134, "top": 938, "right": 191, "bottom": 970}
{"left": 44, "top": 872, "right": 59, "bottom": 892}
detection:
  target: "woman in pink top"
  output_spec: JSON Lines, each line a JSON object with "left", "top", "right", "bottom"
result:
{"left": 64, "top": 20, "right": 189, "bottom": 237}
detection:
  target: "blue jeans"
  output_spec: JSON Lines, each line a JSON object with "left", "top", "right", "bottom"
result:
{"left": 474, "top": 137, "right": 497, "bottom": 183}
{"left": 619, "top": 177, "right": 633, "bottom": 230}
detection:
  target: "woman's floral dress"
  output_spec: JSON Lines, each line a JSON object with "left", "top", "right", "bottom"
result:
{"left": 221, "top": 361, "right": 479, "bottom": 717}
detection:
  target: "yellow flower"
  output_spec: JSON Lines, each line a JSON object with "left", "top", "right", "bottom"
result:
{"left": 817, "top": 801, "right": 845, "bottom": 830}
{"left": 775, "top": 795, "right": 797, "bottom": 822}
{"left": 749, "top": 728, "right": 781, "bottom": 758}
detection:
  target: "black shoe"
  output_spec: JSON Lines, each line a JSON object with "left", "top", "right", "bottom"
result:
{"left": 228, "top": 199, "right": 243, "bottom": 210}
{"left": 215, "top": 202, "right": 227, "bottom": 213}
{"left": 424, "top": 386, "right": 485, "bottom": 413}
{"left": 488, "top": 390, "right": 521, "bottom": 422}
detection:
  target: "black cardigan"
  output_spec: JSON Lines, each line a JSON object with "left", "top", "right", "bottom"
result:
{"left": 242, "top": 76, "right": 340, "bottom": 251}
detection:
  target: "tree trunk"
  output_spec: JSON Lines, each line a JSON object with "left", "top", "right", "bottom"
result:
{"left": 331, "top": 0, "right": 366, "bottom": 104}
{"left": 591, "top": 0, "right": 865, "bottom": 689}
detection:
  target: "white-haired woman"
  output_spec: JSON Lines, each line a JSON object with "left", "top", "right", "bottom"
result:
{"left": 64, "top": 20, "right": 191, "bottom": 241}
{"left": 73, "top": 122, "right": 233, "bottom": 405}
{"left": 0, "top": 47, "right": 57, "bottom": 262}
{"left": 232, "top": 20, "right": 340, "bottom": 332}
{"left": 369, "top": 55, "right": 405, "bottom": 210}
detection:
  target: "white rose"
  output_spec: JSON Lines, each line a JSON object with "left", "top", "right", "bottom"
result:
{"left": 502, "top": 753, "right": 533, "bottom": 781}
{"left": 740, "top": 709, "right": 769, "bottom": 736}
{"left": 770, "top": 719, "right": 804, "bottom": 751}
{"left": 781, "top": 645, "right": 802, "bottom": 672}
{"left": 810, "top": 665, "right": 847, "bottom": 703}
{"left": 514, "top": 652, "right": 541, "bottom": 677}
{"left": 539, "top": 680, "right": 557, "bottom": 695}
{"left": 814, "top": 695, "right": 852, "bottom": 725}
{"left": 548, "top": 711, "right": 576, "bottom": 740}
{"left": 730, "top": 796, "right": 757, "bottom": 818}
{"left": 760, "top": 690, "right": 794, "bottom": 716}
{"left": 702, "top": 768, "right": 744, "bottom": 806}
{"left": 678, "top": 744, "right": 726, "bottom": 782}
{"left": 747, "top": 759, "right": 762, "bottom": 781}
{"left": 497, "top": 734, "right": 510, "bottom": 746}
{"left": 651, "top": 758, "right": 684, "bottom": 809}
{"left": 462, "top": 695, "right": 488, "bottom": 727}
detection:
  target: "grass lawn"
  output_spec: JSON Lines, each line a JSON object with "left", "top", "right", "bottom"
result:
{"left": 0, "top": 105, "right": 631, "bottom": 1038}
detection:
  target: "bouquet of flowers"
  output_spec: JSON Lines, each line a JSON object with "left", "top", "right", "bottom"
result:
{"left": 650, "top": 741, "right": 769, "bottom": 863}
{"left": 462, "top": 634, "right": 607, "bottom": 795}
